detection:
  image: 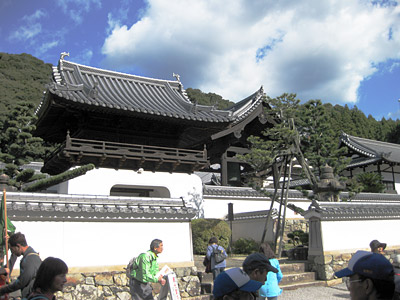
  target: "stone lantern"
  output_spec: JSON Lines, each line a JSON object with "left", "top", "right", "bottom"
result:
{"left": 314, "top": 165, "right": 346, "bottom": 202}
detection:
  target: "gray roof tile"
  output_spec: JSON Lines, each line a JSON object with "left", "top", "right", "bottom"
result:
{"left": 36, "top": 56, "right": 265, "bottom": 125}
{"left": 305, "top": 202, "right": 400, "bottom": 221}
{"left": 340, "top": 132, "right": 400, "bottom": 164}
{"left": 5, "top": 192, "right": 195, "bottom": 221}
{"left": 204, "top": 185, "right": 400, "bottom": 202}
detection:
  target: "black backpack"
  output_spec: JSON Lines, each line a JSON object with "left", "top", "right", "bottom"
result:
{"left": 125, "top": 256, "right": 138, "bottom": 279}
{"left": 213, "top": 246, "right": 227, "bottom": 264}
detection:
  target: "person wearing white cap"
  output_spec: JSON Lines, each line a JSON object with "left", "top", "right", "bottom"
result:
{"left": 335, "top": 250, "right": 395, "bottom": 300}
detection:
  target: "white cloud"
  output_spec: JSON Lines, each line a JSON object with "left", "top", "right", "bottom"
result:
{"left": 37, "top": 41, "right": 59, "bottom": 56}
{"left": 102, "top": 0, "right": 400, "bottom": 103}
{"left": 56, "top": 0, "right": 102, "bottom": 24}
{"left": 22, "top": 9, "right": 46, "bottom": 22}
{"left": 9, "top": 23, "right": 42, "bottom": 41}
{"left": 9, "top": 9, "right": 47, "bottom": 41}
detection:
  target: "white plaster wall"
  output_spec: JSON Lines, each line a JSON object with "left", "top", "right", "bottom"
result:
{"left": 12, "top": 220, "right": 193, "bottom": 269}
{"left": 203, "top": 198, "right": 310, "bottom": 219}
{"left": 231, "top": 218, "right": 275, "bottom": 243}
{"left": 321, "top": 219, "right": 400, "bottom": 252}
{"left": 55, "top": 168, "right": 203, "bottom": 200}
{"left": 395, "top": 173, "right": 400, "bottom": 193}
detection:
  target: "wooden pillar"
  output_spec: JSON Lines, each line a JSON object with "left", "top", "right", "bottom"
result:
{"left": 221, "top": 152, "right": 228, "bottom": 186}
{"left": 392, "top": 165, "right": 396, "bottom": 191}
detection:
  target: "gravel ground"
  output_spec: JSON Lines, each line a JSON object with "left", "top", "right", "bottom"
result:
{"left": 279, "top": 283, "right": 350, "bottom": 300}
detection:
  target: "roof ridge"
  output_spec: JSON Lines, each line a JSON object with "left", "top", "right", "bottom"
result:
{"left": 59, "top": 53, "right": 180, "bottom": 85}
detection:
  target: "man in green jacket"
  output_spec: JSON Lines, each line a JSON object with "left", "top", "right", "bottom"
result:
{"left": 130, "top": 239, "right": 166, "bottom": 300}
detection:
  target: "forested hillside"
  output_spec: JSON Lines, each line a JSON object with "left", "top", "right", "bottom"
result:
{"left": 0, "top": 52, "right": 399, "bottom": 144}
{"left": 0, "top": 52, "right": 53, "bottom": 121}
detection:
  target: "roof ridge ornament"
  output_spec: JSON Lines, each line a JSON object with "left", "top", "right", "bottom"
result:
{"left": 172, "top": 73, "right": 181, "bottom": 82}
{"left": 60, "top": 52, "right": 70, "bottom": 60}
{"left": 173, "top": 73, "right": 186, "bottom": 93}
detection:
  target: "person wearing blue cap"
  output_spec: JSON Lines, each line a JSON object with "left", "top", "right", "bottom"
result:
{"left": 335, "top": 250, "right": 395, "bottom": 300}
{"left": 212, "top": 268, "right": 263, "bottom": 300}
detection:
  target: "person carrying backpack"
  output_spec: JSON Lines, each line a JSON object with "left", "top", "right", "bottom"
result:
{"left": 0, "top": 233, "right": 42, "bottom": 299}
{"left": 130, "top": 239, "right": 166, "bottom": 300}
{"left": 206, "top": 237, "right": 227, "bottom": 280}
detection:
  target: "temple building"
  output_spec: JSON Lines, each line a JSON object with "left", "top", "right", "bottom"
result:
{"left": 340, "top": 132, "right": 400, "bottom": 193}
{"left": 34, "top": 53, "right": 275, "bottom": 187}
{"left": 0, "top": 53, "right": 284, "bottom": 270}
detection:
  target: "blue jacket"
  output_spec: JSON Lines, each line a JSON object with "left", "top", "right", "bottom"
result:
{"left": 206, "top": 244, "right": 227, "bottom": 269}
{"left": 259, "top": 258, "right": 283, "bottom": 297}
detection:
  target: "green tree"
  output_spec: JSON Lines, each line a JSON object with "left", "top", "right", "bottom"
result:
{"left": 185, "top": 88, "right": 234, "bottom": 110}
{"left": 0, "top": 102, "right": 51, "bottom": 188}
{"left": 191, "top": 219, "right": 231, "bottom": 254}
{"left": 0, "top": 52, "right": 52, "bottom": 122}
{"left": 240, "top": 93, "right": 300, "bottom": 179}
{"left": 23, "top": 164, "right": 95, "bottom": 192}
{"left": 296, "top": 100, "right": 349, "bottom": 176}
{"left": 356, "top": 172, "right": 385, "bottom": 193}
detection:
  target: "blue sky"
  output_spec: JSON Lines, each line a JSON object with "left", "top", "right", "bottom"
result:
{"left": 1, "top": 0, "right": 400, "bottom": 121}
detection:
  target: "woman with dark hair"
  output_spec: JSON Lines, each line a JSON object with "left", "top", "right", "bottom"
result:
{"left": 258, "top": 243, "right": 282, "bottom": 300}
{"left": 27, "top": 257, "right": 68, "bottom": 300}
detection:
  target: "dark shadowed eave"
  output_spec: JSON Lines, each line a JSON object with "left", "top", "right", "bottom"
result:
{"left": 211, "top": 86, "right": 271, "bottom": 140}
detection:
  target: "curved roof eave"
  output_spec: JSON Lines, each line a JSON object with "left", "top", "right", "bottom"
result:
{"left": 340, "top": 132, "right": 378, "bottom": 158}
{"left": 340, "top": 132, "right": 400, "bottom": 164}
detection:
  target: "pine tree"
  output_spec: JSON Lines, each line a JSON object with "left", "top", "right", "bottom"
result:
{"left": 240, "top": 93, "right": 300, "bottom": 178}
{"left": 296, "top": 100, "right": 349, "bottom": 176}
{"left": 0, "top": 101, "right": 49, "bottom": 188}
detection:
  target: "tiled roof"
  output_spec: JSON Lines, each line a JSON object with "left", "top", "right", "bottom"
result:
{"left": 36, "top": 54, "right": 264, "bottom": 124}
{"left": 340, "top": 132, "right": 400, "bottom": 164}
{"left": 341, "top": 192, "right": 400, "bottom": 202}
{"left": 5, "top": 192, "right": 195, "bottom": 222}
{"left": 228, "top": 87, "right": 265, "bottom": 125}
{"left": 203, "top": 185, "right": 309, "bottom": 201}
{"left": 203, "top": 184, "right": 400, "bottom": 202}
{"left": 345, "top": 157, "right": 381, "bottom": 168}
{"left": 305, "top": 202, "right": 400, "bottom": 221}
{"left": 230, "top": 209, "right": 278, "bottom": 220}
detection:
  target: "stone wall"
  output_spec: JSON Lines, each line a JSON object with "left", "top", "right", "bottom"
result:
{"left": 51, "top": 266, "right": 202, "bottom": 300}
{"left": 284, "top": 219, "right": 308, "bottom": 234}
{"left": 283, "top": 219, "right": 308, "bottom": 243}
{"left": 309, "top": 249, "right": 400, "bottom": 280}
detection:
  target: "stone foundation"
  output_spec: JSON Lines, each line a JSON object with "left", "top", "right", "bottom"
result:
{"left": 309, "top": 249, "right": 400, "bottom": 280}
{"left": 282, "top": 219, "right": 309, "bottom": 244}
{"left": 284, "top": 219, "right": 308, "bottom": 235}
{"left": 48, "top": 266, "right": 201, "bottom": 300}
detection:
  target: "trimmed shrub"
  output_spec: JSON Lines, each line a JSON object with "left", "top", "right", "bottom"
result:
{"left": 287, "top": 230, "right": 309, "bottom": 246}
{"left": 232, "top": 238, "right": 259, "bottom": 254}
{"left": 192, "top": 219, "right": 230, "bottom": 255}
